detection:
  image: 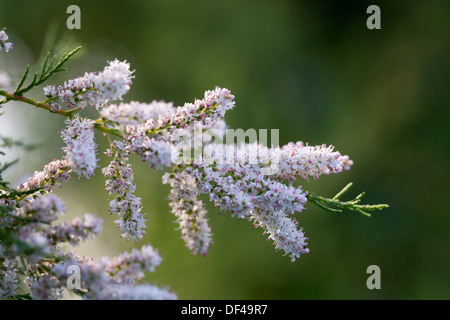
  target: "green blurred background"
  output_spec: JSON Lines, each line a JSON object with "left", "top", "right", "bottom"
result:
{"left": 0, "top": 0, "right": 449, "bottom": 299}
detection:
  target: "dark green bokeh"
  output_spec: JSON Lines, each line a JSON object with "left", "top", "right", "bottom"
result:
{"left": 0, "top": 0, "right": 449, "bottom": 299}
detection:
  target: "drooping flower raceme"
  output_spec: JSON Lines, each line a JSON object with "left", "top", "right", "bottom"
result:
{"left": 60, "top": 115, "right": 98, "bottom": 179}
{"left": 162, "top": 170, "right": 213, "bottom": 256}
{"left": 162, "top": 144, "right": 311, "bottom": 261}
{"left": 102, "top": 140, "right": 148, "bottom": 241}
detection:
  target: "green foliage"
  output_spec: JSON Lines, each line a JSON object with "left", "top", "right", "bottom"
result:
{"left": 13, "top": 46, "right": 82, "bottom": 96}
{"left": 0, "top": 136, "right": 39, "bottom": 151}
{"left": 0, "top": 158, "right": 17, "bottom": 191}
{"left": 307, "top": 182, "right": 389, "bottom": 217}
{"left": 0, "top": 136, "right": 39, "bottom": 191}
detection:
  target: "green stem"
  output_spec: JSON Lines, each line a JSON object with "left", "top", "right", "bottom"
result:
{"left": 332, "top": 182, "right": 353, "bottom": 200}
{"left": 0, "top": 90, "right": 122, "bottom": 138}
{"left": 93, "top": 120, "right": 122, "bottom": 137}
{"left": 0, "top": 90, "right": 69, "bottom": 116}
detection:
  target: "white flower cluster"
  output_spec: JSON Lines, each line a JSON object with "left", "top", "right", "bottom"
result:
{"left": 0, "top": 30, "right": 13, "bottom": 53}
{"left": 101, "top": 100, "right": 176, "bottom": 128}
{"left": 17, "top": 159, "right": 71, "bottom": 192}
{"left": 16, "top": 193, "right": 66, "bottom": 224}
{"left": 44, "top": 213, "right": 103, "bottom": 247}
{"left": 162, "top": 170, "right": 212, "bottom": 256}
{"left": 0, "top": 36, "right": 361, "bottom": 299}
{"left": 97, "top": 88, "right": 234, "bottom": 242}
{"left": 124, "top": 125, "right": 177, "bottom": 170}
{"left": 0, "top": 192, "right": 102, "bottom": 299}
{"left": 0, "top": 259, "right": 19, "bottom": 298}
{"left": 49, "top": 245, "right": 176, "bottom": 300}
{"left": 1, "top": 157, "right": 173, "bottom": 299}
{"left": 100, "top": 87, "right": 233, "bottom": 141}
{"left": 145, "top": 86, "right": 235, "bottom": 132}
{"left": 43, "top": 59, "right": 134, "bottom": 110}
{"left": 102, "top": 140, "right": 148, "bottom": 241}
{"left": 60, "top": 116, "right": 98, "bottom": 179}
{"left": 96, "top": 84, "right": 353, "bottom": 261}
{"left": 272, "top": 142, "right": 354, "bottom": 181}
{"left": 161, "top": 154, "right": 309, "bottom": 261}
